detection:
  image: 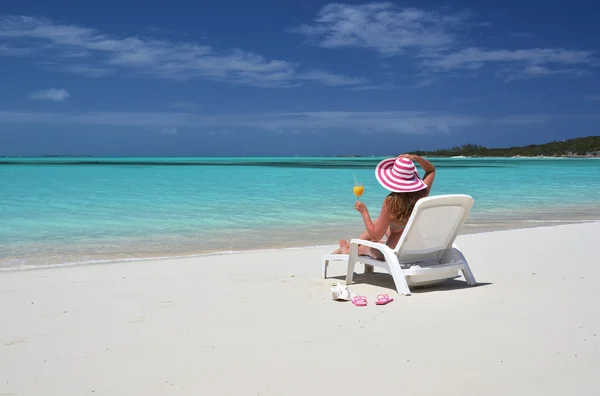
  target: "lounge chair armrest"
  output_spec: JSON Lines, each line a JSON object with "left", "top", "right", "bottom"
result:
{"left": 347, "top": 238, "right": 407, "bottom": 295}
{"left": 349, "top": 239, "right": 395, "bottom": 254}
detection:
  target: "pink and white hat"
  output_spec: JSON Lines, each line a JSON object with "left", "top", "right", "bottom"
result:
{"left": 375, "top": 157, "right": 428, "bottom": 193}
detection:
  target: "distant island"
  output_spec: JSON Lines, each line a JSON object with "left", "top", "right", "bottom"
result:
{"left": 414, "top": 136, "right": 600, "bottom": 158}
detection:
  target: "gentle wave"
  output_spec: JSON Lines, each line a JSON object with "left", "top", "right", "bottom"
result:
{"left": 0, "top": 244, "right": 334, "bottom": 272}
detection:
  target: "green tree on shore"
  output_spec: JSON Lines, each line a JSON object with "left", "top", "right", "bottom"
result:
{"left": 414, "top": 136, "right": 600, "bottom": 157}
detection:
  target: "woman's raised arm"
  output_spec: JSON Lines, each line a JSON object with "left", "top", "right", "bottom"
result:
{"left": 401, "top": 154, "right": 435, "bottom": 194}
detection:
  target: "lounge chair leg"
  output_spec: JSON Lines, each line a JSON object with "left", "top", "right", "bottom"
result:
{"left": 388, "top": 263, "right": 411, "bottom": 296}
{"left": 452, "top": 246, "right": 477, "bottom": 286}
{"left": 461, "top": 265, "right": 477, "bottom": 286}
{"left": 346, "top": 245, "right": 358, "bottom": 285}
{"left": 346, "top": 261, "right": 356, "bottom": 285}
{"left": 322, "top": 258, "right": 329, "bottom": 279}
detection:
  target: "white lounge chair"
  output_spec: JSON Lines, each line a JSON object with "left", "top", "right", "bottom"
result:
{"left": 321, "top": 194, "right": 477, "bottom": 296}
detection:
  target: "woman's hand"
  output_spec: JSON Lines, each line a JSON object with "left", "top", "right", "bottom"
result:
{"left": 355, "top": 201, "right": 368, "bottom": 214}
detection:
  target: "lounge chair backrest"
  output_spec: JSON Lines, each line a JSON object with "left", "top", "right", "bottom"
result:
{"left": 393, "top": 194, "right": 474, "bottom": 264}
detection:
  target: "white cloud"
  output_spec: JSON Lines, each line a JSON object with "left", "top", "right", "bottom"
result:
{"left": 291, "top": 3, "right": 468, "bottom": 56}
{"left": 346, "top": 83, "right": 395, "bottom": 91}
{"left": 293, "top": 3, "right": 596, "bottom": 80}
{"left": 64, "top": 64, "right": 114, "bottom": 77}
{"left": 424, "top": 48, "right": 594, "bottom": 71}
{"left": 295, "top": 70, "right": 367, "bottom": 86}
{"left": 0, "top": 109, "right": 557, "bottom": 135}
{"left": 28, "top": 88, "right": 70, "bottom": 101}
{"left": 0, "top": 15, "right": 365, "bottom": 88}
{"left": 498, "top": 65, "right": 591, "bottom": 81}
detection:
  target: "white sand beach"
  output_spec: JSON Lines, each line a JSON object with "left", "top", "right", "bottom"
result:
{"left": 1, "top": 223, "right": 600, "bottom": 396}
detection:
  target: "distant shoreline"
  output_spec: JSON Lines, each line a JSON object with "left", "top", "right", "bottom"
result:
{"left": 3, "top": 136, "right": 599, "bottom": 159}
{"left": 337, "top": 154, "right": 600, "bottom": 159}
{"left": 429, "top": 154, "right": 600, "bottom": 159}
{"left": 0, "top": 154, "right": 600, "bottom": 162}
{"left": 413, "top": 136, "right": 600, "bottom": 159}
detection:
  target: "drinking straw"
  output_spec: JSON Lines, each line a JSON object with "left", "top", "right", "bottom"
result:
{"left": 354, "top": 173, "right": 357, "bottom": 185}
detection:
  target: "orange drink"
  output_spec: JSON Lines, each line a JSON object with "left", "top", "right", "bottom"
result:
{"left": 353, "top": 183, "right": 364, "bottom": 199}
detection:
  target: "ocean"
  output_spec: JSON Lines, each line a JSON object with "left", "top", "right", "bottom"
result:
{"left": 1, "top": 157, "right": 599, "bottom": 269}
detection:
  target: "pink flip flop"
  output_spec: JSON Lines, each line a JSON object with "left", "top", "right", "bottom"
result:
{"left": 375, "top": 294, "right": 394, "bottom": 305}
{"left": 352, "top": 296, "right": 367, "bottom": 307}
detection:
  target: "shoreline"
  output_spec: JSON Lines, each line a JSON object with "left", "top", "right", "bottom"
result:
{"left": 4, "top": 157, "right": 599, "bottom": 271}
{"left": 439, "top": 155, "right": 600, "bottom": 159}
{"left": 2, "top": 218, "right": 599, "bottom": 272}
{"left": 0, "top": 243, "right": 334, "bottom": 273}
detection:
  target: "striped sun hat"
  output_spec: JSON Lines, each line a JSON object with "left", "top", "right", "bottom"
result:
{"left": 375, "top": 157, "right": 428, "bottom": 193}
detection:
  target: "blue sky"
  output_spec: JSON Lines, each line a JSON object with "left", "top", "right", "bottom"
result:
{"left": 1, "top": 0, "right": 599, "bottom": 156}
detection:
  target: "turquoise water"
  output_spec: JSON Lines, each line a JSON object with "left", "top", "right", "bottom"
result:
{"left": 1, "top": 157, "right": 599, "bottom": 269}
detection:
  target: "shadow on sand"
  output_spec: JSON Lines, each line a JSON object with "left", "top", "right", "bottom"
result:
{"left": 327, "top": 272, "right": 492, "bottom": 295}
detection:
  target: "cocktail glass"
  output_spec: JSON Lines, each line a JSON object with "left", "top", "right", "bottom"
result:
{"left": 353, "top": 182, "right": 364, "bottom": 201}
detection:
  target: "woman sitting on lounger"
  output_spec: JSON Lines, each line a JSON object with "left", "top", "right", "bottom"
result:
{"left": 333, "top": 154, "right": 436, "bottom": 264}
